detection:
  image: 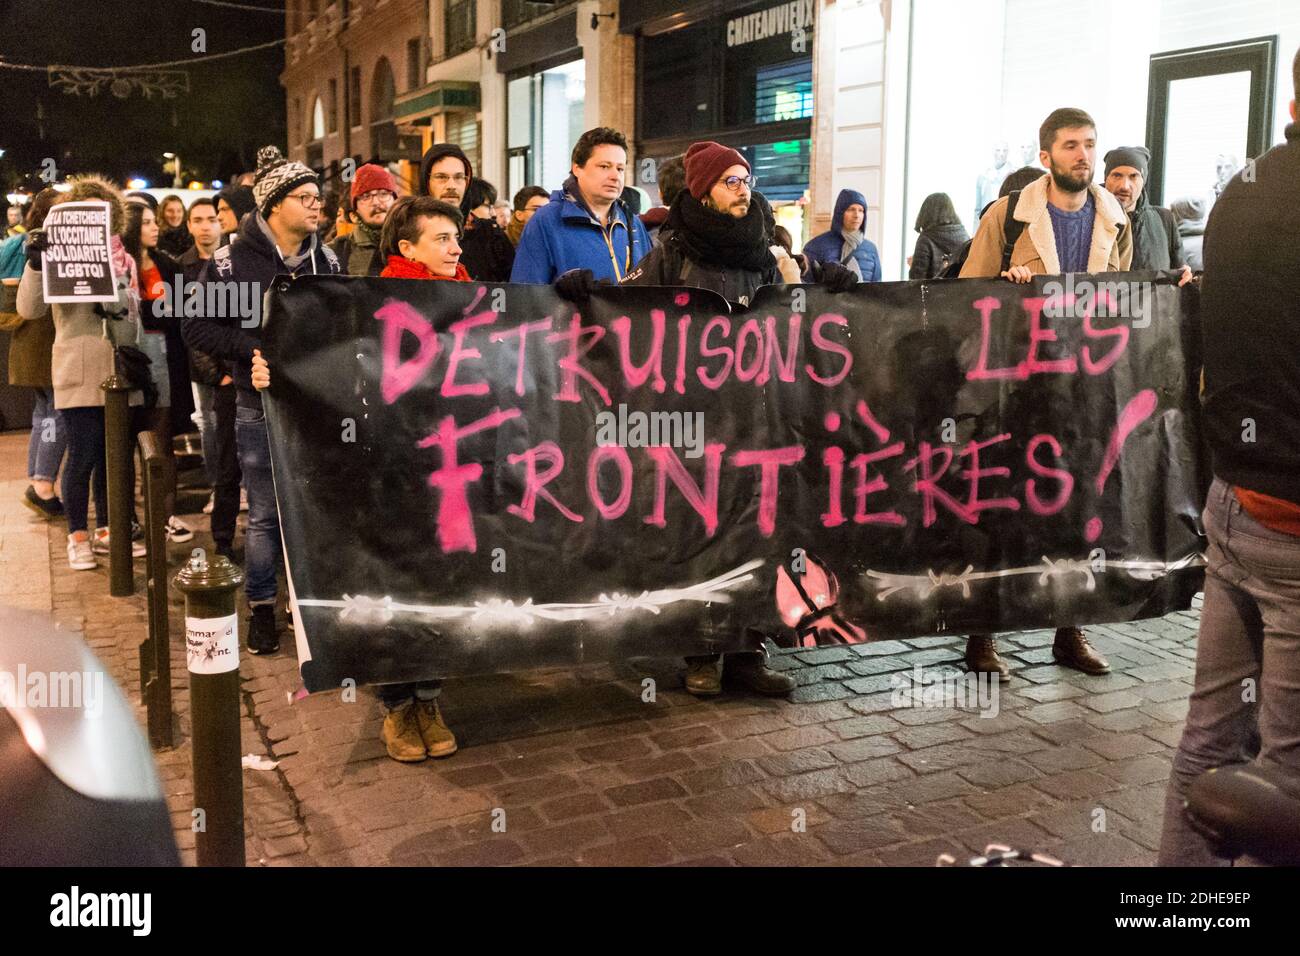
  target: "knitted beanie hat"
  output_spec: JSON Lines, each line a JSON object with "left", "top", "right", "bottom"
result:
{"left": 253, "top": 145, "right": 318, "bottom": 218}
{"left": 351, "top": 163, "right": 399, "bottom": 203}
{"left": 1103, "top": 146, "right": 1151, "bottom": 180}
{"left": 684, "top": 141, "right": 750, "bottom": 201}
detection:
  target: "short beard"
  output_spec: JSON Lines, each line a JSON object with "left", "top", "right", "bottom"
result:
{"left": 1050, "top": 164, "right": 1090, "bottom": 194}
{"left": 706, "top": 195, "right": 748, "bottom": 217}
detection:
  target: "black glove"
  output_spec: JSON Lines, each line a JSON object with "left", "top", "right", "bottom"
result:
{"left": 554, "top": 268, "right": 600, "bottom": 303}
{"left": 24, "top": 228, "right": 48, "bottom": 271}
{"left": 820, "top": 261, "right": 859, "bottom": 294}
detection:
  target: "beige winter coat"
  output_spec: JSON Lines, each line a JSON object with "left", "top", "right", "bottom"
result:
{"left": 16, "top": 262, "right": 143, "bottom": 409}
{"left": 959, "top": 173, "right": 1132, "bottom": 278}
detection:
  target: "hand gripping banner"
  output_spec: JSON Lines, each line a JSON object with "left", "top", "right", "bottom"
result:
{"left": 260, "top": 272, "right": 1206, "bottom": 691}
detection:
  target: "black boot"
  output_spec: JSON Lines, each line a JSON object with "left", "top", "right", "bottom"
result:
{"left": 248, "top": 604, "right": 279, "bottom": 655}
{"left": 724, "top": 652, "right": 796, "bottom": 696}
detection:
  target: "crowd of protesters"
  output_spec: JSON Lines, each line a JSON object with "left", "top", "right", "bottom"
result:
{"left": 2, "top": 44, "right": 1298, "bottom": 868}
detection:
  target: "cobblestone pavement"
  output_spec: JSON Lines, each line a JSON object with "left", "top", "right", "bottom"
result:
{"left": 0, "top": 431, "right": 1200, "bottom": 866}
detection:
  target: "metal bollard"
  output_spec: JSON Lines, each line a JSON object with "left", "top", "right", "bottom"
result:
{"left": 173, "top": 551, "right": 245, "bottom": 867}
{"left": 101, "top": 374, "right": 134, "bottom": 597}
{"left": 139, "top": 431, "right": 174, "bottom": 749}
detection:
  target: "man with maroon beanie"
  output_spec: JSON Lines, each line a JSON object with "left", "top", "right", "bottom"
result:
{"left": 625, "top": 141, "right": 854, "bottom": 697}
{"left": 332, "top": 163, "right": 398, "bottom": 276}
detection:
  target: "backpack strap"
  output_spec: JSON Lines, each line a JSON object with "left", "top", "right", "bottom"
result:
{"left": 1000, "top": 190, "right": 1024, "bottom": 274}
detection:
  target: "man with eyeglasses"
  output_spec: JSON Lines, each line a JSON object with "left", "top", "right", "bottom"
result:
{"left": 418, "top": 142, "right": 474, "bottom": 210}
{"left": 182, "top": 145, "right": 340, "bottom": 656}
{"left": 332, "top": 163, "right": 398, "bottom": 276}
{"left": 622, "top": 141, "right": 857, "bottom": 698}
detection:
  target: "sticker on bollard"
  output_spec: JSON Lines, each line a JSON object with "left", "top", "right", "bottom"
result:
{"left": 186, "top": 614, "right": 239, "bottom": 674}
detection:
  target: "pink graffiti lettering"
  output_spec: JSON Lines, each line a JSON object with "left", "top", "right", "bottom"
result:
{"left": 730, "top": 446, "right": 806, "bottom": 536}
{"left": 418, "top": 407, "right": 521, "bottom": 553}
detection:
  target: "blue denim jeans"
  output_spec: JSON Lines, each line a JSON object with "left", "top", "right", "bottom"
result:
{"left": 1158, "top": 478, "right": 1300, "bottom": 865}
{"left": 27, "top": 387, "right": 66, "bottom": 483}
{"left": 234, "top": 399, "right": 280, "bottom": 605}
{"left": 377, "top": 681, "right": 442, "bottom": 711}
{"left": 61, "top": 406, "right": 107, "bottom": 534}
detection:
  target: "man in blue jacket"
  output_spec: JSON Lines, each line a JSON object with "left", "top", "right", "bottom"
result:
{"left": 510, "top": 127, "right": 651, "bottom": 285}
{"left": 802, "top": 188, "right": 882, "bottom": 283}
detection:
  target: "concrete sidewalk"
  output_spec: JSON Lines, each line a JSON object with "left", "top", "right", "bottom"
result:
{"left": 0, "top": 430, "right": 1199, "bottom": 866}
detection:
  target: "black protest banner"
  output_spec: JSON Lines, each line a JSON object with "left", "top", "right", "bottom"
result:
{"left": 262, "top": 273, "right": 1205, "bottom": 691}
{"left": 39, "top": 200, "right": 118, "bottom": 303}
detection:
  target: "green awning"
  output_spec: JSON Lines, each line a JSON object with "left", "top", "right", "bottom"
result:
{"left": 393, "top": 81, "right": 481, "bottom": 125}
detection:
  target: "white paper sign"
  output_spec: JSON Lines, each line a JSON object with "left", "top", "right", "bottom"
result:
{"left": 186, "top": 614, "right": 239, "bottom": 674}
{"left": 39, "top": 200, "right": 119, "bottom": 303}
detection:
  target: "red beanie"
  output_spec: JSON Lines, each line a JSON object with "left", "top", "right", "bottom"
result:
{"left": 684, "top": 141, "right": 750, "bottom": 201}
{"left": 351, "top": 163, "right": 398, "bottom": 202}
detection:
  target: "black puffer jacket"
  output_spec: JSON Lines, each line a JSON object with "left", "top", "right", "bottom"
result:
{"left": 909, "top": 223, "right": 969, "bottom": 279}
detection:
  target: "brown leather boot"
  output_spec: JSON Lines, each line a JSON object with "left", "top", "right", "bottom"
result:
{"left": 414, "top": 698, "right": 458, "bottom": 757}
{"left": 1052, "top": 626, "right": 1110, "bottom": 674}
{"left": 683, "top": 655, "right": 723, "bottom": 696}
{"left": 381, "top": 701, "right": 428, "bottom": 763}
{"left": 965, "top": 634, "right": 1010, "bottom": 682}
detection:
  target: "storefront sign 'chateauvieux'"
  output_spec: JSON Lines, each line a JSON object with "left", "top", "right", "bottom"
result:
{"left": 726, "top": 0, "right": 816, "bottom": 48}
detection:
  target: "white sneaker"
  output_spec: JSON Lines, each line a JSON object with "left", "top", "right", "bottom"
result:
{"left": 203, "top": 493, "right": 215, "bottom": 515}
{"left": 165, "top": 516, "right": 195, "bottom": 543}
{"left": 239, "top": 488, "right": 249, "bottom": 512}
{"left": 67, "top": 534, "right": 96, "bottom": 570}
{"left": 92, "top": 526, "right": 146, "bottom": 558}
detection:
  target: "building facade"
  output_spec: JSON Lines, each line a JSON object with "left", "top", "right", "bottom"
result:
{"left": 281, "top": 0, "right": 429, "bottom": 194}
{"left": 282, "top": 1, "right": 1300, "bottom": 277}
{"left": 283, "top": 1, "right": 634, "bottom": 202}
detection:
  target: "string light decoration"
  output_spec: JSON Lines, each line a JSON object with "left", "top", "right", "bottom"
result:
{"left": 0, "top": 37, "right": 285, "bottom": 100}
{"left": 47, "top": 70, "right": 190, "bottom": 100}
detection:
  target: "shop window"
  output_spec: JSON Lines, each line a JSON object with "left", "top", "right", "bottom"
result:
{"left": 506, "top": 59, "right": 586, "bottom": 196}
{"left": 741, "top": 139, "right": 810, "bottom": 203}
{"left": 755, "top": 60, "right": 813, "bottom": 123}
{"left": 723, "top": 44, "right": 813, "bottom": 129}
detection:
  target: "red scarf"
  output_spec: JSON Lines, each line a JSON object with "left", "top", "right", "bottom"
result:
{"left": 380, "top": 255, "right": 470, "bottom": 282}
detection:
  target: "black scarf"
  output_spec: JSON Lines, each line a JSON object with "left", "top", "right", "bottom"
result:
{"left": 663, "top": 192, "right": 776, "bottom": 272}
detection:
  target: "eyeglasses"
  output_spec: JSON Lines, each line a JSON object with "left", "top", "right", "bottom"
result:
{"left": 429, "top": 173, "right": 468, "bottom": 186}
{"left": 285, "top": 192, "right": 323, "bottom": 209}
{"left": 356, "top": 189, "right": 395, "bottom": 205}
{"left": 718, "top": 175, "right": 756, "bottom": 192}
